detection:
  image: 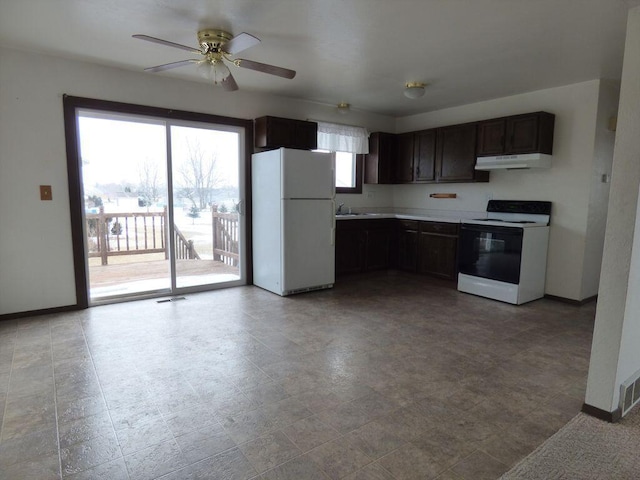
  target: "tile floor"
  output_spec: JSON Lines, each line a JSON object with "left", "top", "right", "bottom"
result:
{"left": 0, "top": 271, "right": 595, "bottom": 479}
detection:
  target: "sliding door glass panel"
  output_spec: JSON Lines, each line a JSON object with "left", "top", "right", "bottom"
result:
{"left": 78, "top": 112, "right": 170, "bottom": 300}
{"left": 170, "top": 124, "right": 242, "bottom": 288}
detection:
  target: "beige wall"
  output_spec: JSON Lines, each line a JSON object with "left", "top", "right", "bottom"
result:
{"left": 0, "top": 46, "right": 393, "bottom": 315}
{"left": 586, "top": 6, "right": 640, "bottom": 414}
{"left": 0, "top": 45, "right": 617, "bottom": 314}
{"left": 581, "top": 80, "right": 619, "bottom": 299}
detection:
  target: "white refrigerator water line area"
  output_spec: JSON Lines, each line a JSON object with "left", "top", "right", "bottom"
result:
{"left": 252, "top": 148, "right": 336, "bottom": 296}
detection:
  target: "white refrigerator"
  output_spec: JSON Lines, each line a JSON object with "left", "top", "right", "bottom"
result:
{"left": 252, "top": 148, "right": 335, "bottom": 296}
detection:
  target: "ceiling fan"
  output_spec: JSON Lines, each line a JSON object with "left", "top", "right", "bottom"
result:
{"left": 132, "top": 29, "right": 296, "bottom": 91}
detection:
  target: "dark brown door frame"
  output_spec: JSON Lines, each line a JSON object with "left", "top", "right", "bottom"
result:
{"left": 62, "top": 95, "right": 254, "bottom": 309}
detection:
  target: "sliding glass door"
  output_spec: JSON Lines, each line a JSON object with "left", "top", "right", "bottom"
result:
{"left": 169, "top": 123, "right": 242, "bottom": 289}
{"left": 75, "top": 109, "right": 246, "bottom": 303}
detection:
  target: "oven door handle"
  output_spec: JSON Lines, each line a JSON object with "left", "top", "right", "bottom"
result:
{"left": 460, "top": 223, "right": 524, "bottom": 236}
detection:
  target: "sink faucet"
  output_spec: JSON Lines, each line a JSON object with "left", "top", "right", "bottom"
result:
{"left": 336, "top": 203, "right": 345, "bottom": 215}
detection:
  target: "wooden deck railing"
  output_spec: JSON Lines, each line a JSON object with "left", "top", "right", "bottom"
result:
{"left": 86, "top": 205, "right": 239, "bottom": 266}
{"left": 212, "top": 207, "right": 239, "bottom": 267}
{"left": 86, "top": 207, "right": 167, "bottom": 265}
{"left": 174, "top": 224, "right": 200, "bottom": 260}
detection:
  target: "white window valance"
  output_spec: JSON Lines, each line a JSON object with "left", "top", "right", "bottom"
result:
{"left": 316, "top": 121, "right": 370, "bottom": 154}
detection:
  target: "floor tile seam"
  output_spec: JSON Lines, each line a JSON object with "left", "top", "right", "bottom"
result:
{"left": 234, "top": 416, "right": 377, "bottom": 474}
{"left": 446, "top": 446, "right": 509, "bottom": 479}
{"left": 257, "top": 430, "right": 371, "bottom": 479}
{"left": 278, "top": 421, "right": 342, "bottom": 455}
{"left": 48, "top": 319, "right": 65, "bottom": 480}
{"left": 77, "top": 316, "right": 130, "bottom": 479}
{"left": 0, "top": 337, "right": 16, "bottom": 443}
{"left": 119, "top": 437, "right": 187, "bottom": 480}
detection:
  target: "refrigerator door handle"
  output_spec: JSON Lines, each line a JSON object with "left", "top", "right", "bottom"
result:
{"left": 331, "top": 200, "right": 336, "bottom": 246}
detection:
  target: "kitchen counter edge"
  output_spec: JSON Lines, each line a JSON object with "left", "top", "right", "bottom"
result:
{"left": 335, "top": 213, "right": 464, "bottom": 223}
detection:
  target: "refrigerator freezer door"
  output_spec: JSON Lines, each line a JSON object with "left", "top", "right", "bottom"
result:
{"left": 281, "top": 149, "right": 335, "bottom": 199}
{"left": 281, "top": 199, "right": 335, "bottom": 294}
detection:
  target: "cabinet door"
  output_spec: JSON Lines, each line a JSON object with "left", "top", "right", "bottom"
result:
{"left": 418, "top": 232, "right": 458, "bottom": 280}
{"left": 397, "top": 227, "right": 418, "bottom": 271}
{"left": 294, "top": 120, "right": 318, "bottom": 150}
{"left": 414, "top": 129, "right": 436, "bottom": 182}
{"left": 365, "top": 132, "right": 395, "bottom": 184}
{"left": 436, "top": 123, "right": 478, "bottom": 182}
{"left": 254, "top": 116, "right": 317, "bottom": 150}
{"left": 335, "top": 222, "right": 363, "bottom": 275}
{"left": 477, "top": 119, "right": 506, "bottom": 156}
{"left": 265, "top": 117, "right": 293, "bottom": 148}
{"left": 506, "top": 115, "right": 539, "bottom": 153}
{"left": 395, "top": 133, "right": 415, "bottom": 183}
{"left": 364, "top": 227, "right": 392, "bottom": 271}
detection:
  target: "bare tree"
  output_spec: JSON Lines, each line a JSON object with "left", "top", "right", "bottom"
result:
{"left": 177, "top": 139, "right": 222, "bottom": 210}
{"left": 137, "top": 158, "right": 162, "bottom": 209}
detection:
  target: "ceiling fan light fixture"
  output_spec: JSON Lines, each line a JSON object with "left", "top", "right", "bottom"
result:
{"left": 337, "top": 102, "right": 350, "bottom": 115}
{"left": 404, "top": 82, "right": 426, "bottom": 99}
{"left": 133, "top": 28, "right": 296, "bottom": 91}
{"left": 197, "top": 57, "right": 231, "bottom": 85}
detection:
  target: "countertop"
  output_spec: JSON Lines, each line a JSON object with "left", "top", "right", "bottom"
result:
{"left": 335, "top": 213, "right": 465, "bottom": 223}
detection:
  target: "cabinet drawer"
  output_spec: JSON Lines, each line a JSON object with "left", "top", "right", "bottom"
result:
{"left": 420, "top": 222, "right": 459, "bottom": 235}
{"left": 398, "top": 220, "right": 419, "bottom": 230}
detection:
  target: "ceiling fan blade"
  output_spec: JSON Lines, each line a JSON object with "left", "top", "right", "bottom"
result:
{"left": 223, "top": 32, "right": 261, "bottom": 55}
{"left": 221, "top": 72, "right": 239, "bottom": 91}
{"left": 132, "top": 34, "right": 202, "bottom": 54}
{"left": 235, "top": 58, "right": 296, "bottom": 79}
{"left": 144, "top": 59, "right": 199, "bottom": 73}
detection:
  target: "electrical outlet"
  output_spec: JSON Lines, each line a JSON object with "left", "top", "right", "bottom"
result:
{"left": 367, "top": 192, "right": 375, "bottom": 199}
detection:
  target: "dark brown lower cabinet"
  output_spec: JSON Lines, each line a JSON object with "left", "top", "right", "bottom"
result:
{"left": 363, "top": 221, "right": 394, "bottom": 271}
{"left": 418, "top": 222, "right": 459, "bottom": 280}
{"left": 335, "top": 219, "right": 394, "bottom": 275}
{"left": 335, "top": 221, "right": 363, "bottom": 275}
{"left": 336, "top": 218, "right": 459, "bottom": 280}
{"left": 397, "top": 220, "right": 419, "bottom": 272}
{"left": 396, "top": 220, "right": 459, "bottom": 280}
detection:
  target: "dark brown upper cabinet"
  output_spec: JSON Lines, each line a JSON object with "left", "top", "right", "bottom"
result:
{"left": 414, "top": 129, "right": 437, "bottom": 182}
{"left": 476, "top": 112, "right": 555, "bottom": 157}
{"left": 394, "top": 132, "right": 415, "bottom": 184}
{"left": 254, "top": 116, "right": 318, "bottom": 150}
{"left": 477, "top": 119, "right": 506, "bottom": 156}
{"left": 365, "top": 132, "right": 395, "bottom": 184}
{"left": 392, "top": 129, "right": 436, "bottom": 184}
{"left": 436, "top": 123, "right": 488, "bottom": 183}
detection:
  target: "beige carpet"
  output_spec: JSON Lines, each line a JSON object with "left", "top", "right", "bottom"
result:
{"left": 500, "top": 405, "right": 640, "bottom": 479}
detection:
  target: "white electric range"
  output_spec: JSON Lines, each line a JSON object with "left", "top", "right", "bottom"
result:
{"left": 457, "top": 200, "right": 552, "bottom": 305}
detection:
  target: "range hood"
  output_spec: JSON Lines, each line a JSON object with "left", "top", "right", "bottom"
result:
{"left": 475, "top": 153, "right": 552, "bottom": 170}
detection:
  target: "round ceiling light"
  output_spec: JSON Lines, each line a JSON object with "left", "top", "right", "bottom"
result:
{"left": 337, "top": 102, "right": 350, "bottom": 114}
{"left": 404, "top": 82, "right": 426, "bottom": 99}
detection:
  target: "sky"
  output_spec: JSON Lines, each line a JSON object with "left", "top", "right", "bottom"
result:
{"left": 78, "top": 113, "right": 241, "bottom": 191}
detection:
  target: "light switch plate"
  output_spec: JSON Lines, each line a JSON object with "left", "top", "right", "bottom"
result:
{"left": 40, "top": 185, "right": 52, "bottom": 201}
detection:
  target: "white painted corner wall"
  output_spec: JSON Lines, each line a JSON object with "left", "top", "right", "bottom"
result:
{"left": 586, "top": 5, "right": 640, "bottom": 414}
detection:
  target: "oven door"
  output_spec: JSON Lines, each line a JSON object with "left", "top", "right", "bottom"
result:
{"left": 458, "top": 224, "right": 524, "bottom": 284}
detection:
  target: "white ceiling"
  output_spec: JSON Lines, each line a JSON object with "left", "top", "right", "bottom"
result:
{"left": 1, "top": 0, "right": 638, "bottom": 117}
